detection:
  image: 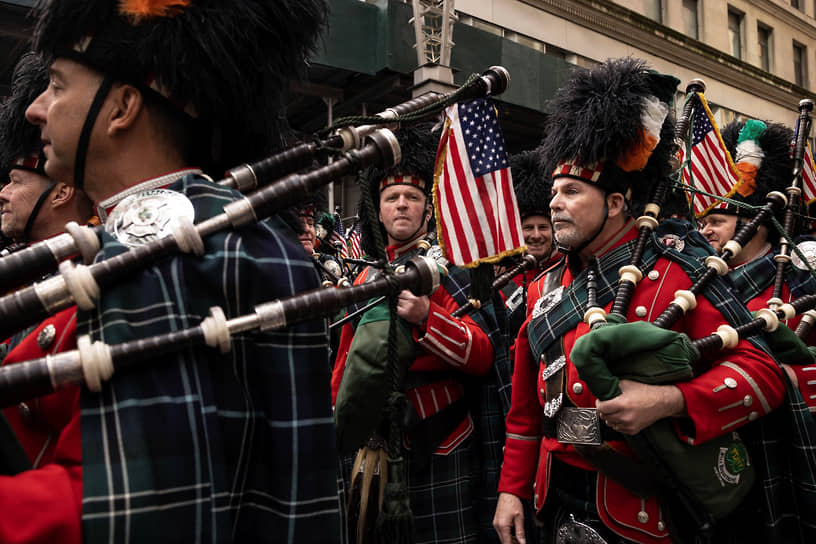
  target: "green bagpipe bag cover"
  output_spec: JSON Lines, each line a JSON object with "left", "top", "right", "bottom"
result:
{"left": 570, "top": 320, "right": 754, "bottom": 518}
{"left": 335, "top": 302, "right": 418, "bottom": 454}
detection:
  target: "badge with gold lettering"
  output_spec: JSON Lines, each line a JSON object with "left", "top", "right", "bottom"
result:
{"left": 106, "top": 189, "right": 195, "bottom": 248}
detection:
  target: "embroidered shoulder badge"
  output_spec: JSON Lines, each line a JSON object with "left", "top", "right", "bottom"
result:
{"left": 791, "top": 240, "right": 816, "bottom": 271}
{"left": 532, "top": 285, "right": 564, "bottom": 319}
{"left": 106, "top": 189, "right": 195, "bottom": 248}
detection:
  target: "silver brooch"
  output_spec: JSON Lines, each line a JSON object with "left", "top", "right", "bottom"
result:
{"left": 792, "top": 240, "right": 816, "bottom": 271}
{"left": 659, "top": 233, "right": 685, "bottom": 252}
{"left": 532, "top": 285, "right": 564, "bottom": 319}
{"left": 426, "top": 244, "right": 448, "bottom": 267}
{"left": 105, "top": 189, "right": 195, "bottom": 248}
{"left": 37, "top": 324, "right": 56, "bottom": 350}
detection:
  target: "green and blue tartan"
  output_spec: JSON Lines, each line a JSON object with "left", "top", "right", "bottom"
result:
{"left": 444, "top": 265, "right": 511, "bottom": 544}
{"left": 340, "top": 249, "right": 510, "bottom": 543}
{"left": 78, "top": 175, "right": 341, "bottom": 543}
{"left": 727, "top": 243, "right": 816, "bottom": 304}
{"left": 528, "top": 219, "right": 816, "bottom": 542}
{"left": 727, "top": 244, "right": 816, "bottom": 542}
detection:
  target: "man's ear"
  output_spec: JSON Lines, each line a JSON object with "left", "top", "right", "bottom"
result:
{"left": 606, "top": 192, "right": 626, "bottom": 218}
{"left": 106, "top": 83, "right": 144, "bottom": 136}
{"left": 50, "top": 182, "right": 74, "bottom": 209}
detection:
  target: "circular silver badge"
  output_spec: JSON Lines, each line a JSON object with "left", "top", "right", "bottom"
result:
{"left": 792, "top": 240, "right": 816, "bottom": 271}
{"left": 106, "top": 189, "right": 195, "bottom": 248}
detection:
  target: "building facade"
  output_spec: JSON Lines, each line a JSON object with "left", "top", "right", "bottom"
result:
{"left": 456, "top": 0, "right": 815, "bottom": 127}
{"left": 2, "top": 0, "right": 815, "bottom": 217}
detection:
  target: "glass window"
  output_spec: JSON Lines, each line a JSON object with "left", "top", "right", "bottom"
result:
{"left": 794, "top": 42, "right": 808, "bottom": 86}
{"left": 728, "top": 10, "right": 743, "bottom": 60}
{"left": 645, "top": 0, "right": 662, "bottom": 23}
{"left": 758, "top": 24, "right": 771, "bottom": 72}
{"left": 682, "top": 0, "right": 698, "bottom": 39}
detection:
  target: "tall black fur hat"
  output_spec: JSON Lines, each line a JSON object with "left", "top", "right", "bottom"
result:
{"left": 540, "top": 57, "right": 679, "bottom": 215}
{"left": 358, "top": 122, "right": 440, "bottom": 256}
{"left": 31, "top": 0, "right": 329, "bottom": 174}
{"left": 708, "top": 119, "right": 793, "bottom": 218}
{"left": 510, "top": 148, "right": 551, "bottom": 220}
{"left": 0, "top": 52, "right": 50, "bottom": 180}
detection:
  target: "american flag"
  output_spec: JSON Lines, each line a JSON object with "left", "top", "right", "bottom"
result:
{"left": 347, "top": 221, "right": 363, "bottom": 259}
{"left": 803, "top": 143, "right": 816, "bottom": 205}
{"left": 792, "top": 117, "right": 816, "bottom": 206}
{"left": 330, "top": 213, "right": 348, "bottom": 259}
{"left": 433, "top": 97, "right": 524, "bottom": 267}
{"left": 678, "top": 93, "right": 742, "bottom": 217}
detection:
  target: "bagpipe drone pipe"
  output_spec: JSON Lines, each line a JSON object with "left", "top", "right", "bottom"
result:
{"left": 0, "top": 66, "right": 510, "bottom": 295}
{"left": 0, "top": 66, "right": 511, "bottom": 341}
{"left": 0, "top": 254, "right": 443, "bottom": 409}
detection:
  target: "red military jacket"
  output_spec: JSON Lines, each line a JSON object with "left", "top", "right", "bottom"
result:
{"left": 332, "top": 236, "right": 494, "bottom": 453}
{"left": 499, "top": 221, "right": 786, "bottom": 543}
{"left": 742, "top": 277, "right": 816, "bottom": 414}
{"left": 0, "top": 307, "right": 82, "bottom": 544}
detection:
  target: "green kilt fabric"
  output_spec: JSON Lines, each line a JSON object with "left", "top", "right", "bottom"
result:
{"left": 78, "top": 175, "right": 341, "bottom": 542}
{"left": 339, "top": 248, "right": 510, "bottom": 543}
{"left": 445, "top": 268, "right": 511, "bottom": 544}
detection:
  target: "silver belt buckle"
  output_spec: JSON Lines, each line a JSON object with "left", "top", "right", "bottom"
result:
{"left": 556, "top": 407, "right": 602, "bottom": 446}
{"left": 556, "top": 514, "right": 609, "bottom": 544}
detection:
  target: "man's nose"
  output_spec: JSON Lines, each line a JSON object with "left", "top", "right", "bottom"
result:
{"left": 25, "top": 90, "right": 47, "bottom": 125}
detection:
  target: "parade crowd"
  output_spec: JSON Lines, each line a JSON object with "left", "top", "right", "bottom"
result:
{"left": 1, "top": 1, "right": 815, "bottom": 543}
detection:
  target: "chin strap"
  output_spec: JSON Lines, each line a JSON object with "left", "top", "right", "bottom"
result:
{"left": 73, "top": 75, "right": 115, "bottom": 192}
{"left": 390, "top": 203, "right": 430, "bottom": 244}
{"left": 21, "top": 180, "right": 57, "bottom": 244}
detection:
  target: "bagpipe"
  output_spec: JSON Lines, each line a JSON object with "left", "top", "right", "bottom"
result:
{"left": 0, "top": 254, "right": 442, "bottom": 409}
{"left": 571, "top": 86, "right": 816, "bottom": 542}
{"left": 0, "top": 66, "right": 510, "bottom": 296}
{"left": 329, "top": 250, "right": 541, "bottom": 331}
{"left": 0, "top": 66, "right": 510, "bottom": 401}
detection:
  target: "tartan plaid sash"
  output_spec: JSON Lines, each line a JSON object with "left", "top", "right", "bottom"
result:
{"left": 728, "top": 246, "right": 816, "bottom": 304}
{"left": 78, "top": 175, "right": 341, "bottom": 542}
{"left": 527, "top": 219, "right": 816, "bottom": 542}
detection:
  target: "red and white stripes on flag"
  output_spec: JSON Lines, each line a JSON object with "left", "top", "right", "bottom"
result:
{"left": 678, "top": 92, "right": 742, "bottom": 217}
{"left": 347, "top": 223, "right": 363, "bottom": 259}
{"left": 801, "top": 142, "right": 816, "bottom": 206}
{"left": 433, "top": 97, "right": 524, "bottom": 268}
